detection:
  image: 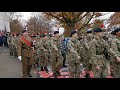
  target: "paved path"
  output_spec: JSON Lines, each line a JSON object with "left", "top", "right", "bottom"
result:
{"left": 0, "top": 47, "right": 36, "bottom": 78}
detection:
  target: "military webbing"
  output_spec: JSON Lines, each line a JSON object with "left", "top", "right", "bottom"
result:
{"left": 20, "top": 37, "right": 31, "bottom": 47}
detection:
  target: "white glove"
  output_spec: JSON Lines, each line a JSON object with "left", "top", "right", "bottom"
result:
{"left": 116, "top": 56, "right": 120, "bottom": 62}
{"left": 18, "top": 56, "right": 22, "bottom": 61}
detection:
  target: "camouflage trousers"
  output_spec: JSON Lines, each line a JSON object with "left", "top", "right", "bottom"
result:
{"left": 110, "top": 61, "right": 120, "bottom": 78}
{"left": 83, "top": 63, "right": 92, "bottom": 74}
{"left": 39, "top": 54, "right": 48, "bottom": 67}
{"left": 8, "top": 45, "right": 14, "bottom": 56}
{"left": 34, "top": 54, "right": 39, "bottom": 64}
{"left": 50, "top": 56, "right": 63, "bottom": 74}
{"left": 92, "top": 65, "right": 108, "bottom": 78}
{"left": 13, "top": 47, "right": 17, "bottom": 57}
{"left": 68, "top": 61, "right": 80, "bottom": 78}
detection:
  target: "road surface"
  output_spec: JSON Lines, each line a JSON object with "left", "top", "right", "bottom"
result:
{"left": 0, "top": 47, "right": 36, "bottom": 78}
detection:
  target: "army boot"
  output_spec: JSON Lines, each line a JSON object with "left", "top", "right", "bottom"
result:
{"left": 44, "top": 66, "right": 49, "bottom": 73}
{"left": 56, "top": 71, "right": 61, "bottom": 76}
{"left": 41, "top": 67, "right": 44, "bottom": 71}
{"left": 85, "top": 74, "right": 91, "bottom": 78}
{"left": 28, "top": 73, "right": 32, "bottom": 77}
{"left": 53, "top": 72, "right": 57, "bottom": 78}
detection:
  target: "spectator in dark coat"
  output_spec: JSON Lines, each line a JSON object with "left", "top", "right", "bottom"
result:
{"left": 0, "top": 33, "right": 3, "bottom": 47}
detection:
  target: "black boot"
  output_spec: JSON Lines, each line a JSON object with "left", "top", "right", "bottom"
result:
{"left": 85, "top": 74, "right": 90, "bottom": 78}
{"left": 10, "top": 53, "right": 13, "bottom": 56}
{"left": 63, "top": 65, "right": 67, "bottom": 67}
{"left": 33, "top": 64, "right": 37, "bottom": 68}
{"left": 41, "top": 67, "right": 44, "bottom": 71}
{"left": 56, "top": 71, "right": 61, "bottom": 76}
{"left": 27, "top": 65, "right": 32, "bottom": 77}
{"left": 53, "top": 73, "right": 57, "bottom": 78}
{"left": 36, "top": 63, "right": 39, "bottom": 67}
{"left": 28, "top": 73, "right": 32, "bottom": 77}
{"left": 44, "top": 66, "right": 49, "bottom": 72}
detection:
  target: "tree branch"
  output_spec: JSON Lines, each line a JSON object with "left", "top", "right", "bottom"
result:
{"left": 62, "top": 12, "right": 72, "bottom": 26}
{"left": 73, "top": 12, "right": 83, "bottom": 23}
{"left": 78, "top": 12, "right": 95, "bottom": 30}
{"left": 75, "top": 12, "right": 90, "bottom": 23}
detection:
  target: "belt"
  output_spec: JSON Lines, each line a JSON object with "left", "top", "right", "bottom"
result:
{"left": 22, "top": 47, "right": 31, "bottom": 49}
{"left": 96, "top": 54, "right": 103, "bottom": 55}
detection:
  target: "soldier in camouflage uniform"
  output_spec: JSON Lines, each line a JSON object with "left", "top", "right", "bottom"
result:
{"left": 33, "top": 35, "right": 40, "bottom": 68}
{"left": 102, "top": 32, "right": 113, "bottom": 76}
{"left": 107, "top": 31, "right": 116, "bottom": 76}
{"left": 66, "top": 30, "right": 81, "bottom": 78}
{"left": 110, "top": 28, "right": 120, "bottom": 78}
{"left": 89, "top": 28, "right": 120, "bottom": 78}
{"left": 12, "top": 33, "right": 18, "bottom": 58}
{"left": 79, "top": 30, "right": 93, "bottom": 78}
{"left": 33, "top": 35, "right": 43, "bottom": 69}
{"left": 50, "top": 31, "right": 63, "bottom": 77}
{"left": 48, "top": 34, "right": 53, "bottom": 64}
{"left": 7, "top": 33, "right": 14, "bottom": 56}
{"left": 59, "top": 35, "right": 67, "bottom": 67}
{"left": 39, "top": 33, "right": 50, "bottom": 72}
{"left": 32, "top": 35, "right": 39, "bottom": 68}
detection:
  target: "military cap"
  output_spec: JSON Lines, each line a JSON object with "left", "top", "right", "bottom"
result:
{"left": 54, "top": 31, "right": 59, "bottom": 34}
{"left": 16, "top": 33, "right": 20, "bottom": 36}
{"left": 22, "top": 30, "right": 28, "bottom": 33}
{"left": 86, "top": 30, "right": 93, "bottom": 33}
{"left": 111, "top": 30, "right": 115, "bottom": 35}
{"left": 94, "top": 28, "right": 103, "bottom": 32}
{"left": 114, "top": 28, "right": 120, "bottom": 35}
{"left": 70, "top": 30, "right": 77, "bottom": 37}
{"left": 31, "top": 34, "right": 36, "bottom": 37}
{"left": 41, "top": 33, "right": 46, "bottom": 37}
{"left": 49, "top": 33, "right": 53, "bottom": 37}
{"left": 36, "top": 33, "right": 39, "bottom": 35}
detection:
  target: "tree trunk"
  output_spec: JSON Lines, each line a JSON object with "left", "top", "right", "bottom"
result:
{"left": 64, "top": 24, "right": 75, "bottom": 37}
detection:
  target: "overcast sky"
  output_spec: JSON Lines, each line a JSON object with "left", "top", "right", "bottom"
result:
{"left": 20, "top": 12, "right": 32, "bottom": 20}
{"left": 19, "top": 12, "right": 115, "bottom": 34}
{"left": 19, "top": 12, "right": 115, "bottom": 22}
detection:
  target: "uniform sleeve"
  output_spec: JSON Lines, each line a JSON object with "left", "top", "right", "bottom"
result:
{"left": 83, "top": 39, "right": 89, "bottom": 50}
{"left": 39, "top": 41, "right": 45, "bottom": 50}
{"left": 108, "top": 39, "right": 118, "bottom": 57}
{"left": 17, "top": 39, "right": 22, "bottom": 56}
{"left": 7, "top": 37, "right": 10, "bottom": 45}
{"left": 67, "top": 41, "right": 79, "bottom": 59}
{"left": 12, "top": 38, "right": 17, "bottom": 48}
{"left": 104, "top": 40, "right": 117, "bottom": 57}
{"left": 34, "top": 41, "right": 39, "bottom": 49}
{"left": 51, "top": 40, "right": 58, "bottom": 51}
{"left": 45, "top": 40, "right": 50, "bottom": 49}
{"left": 89, "top": 40, "right": 98, "bottom": 66}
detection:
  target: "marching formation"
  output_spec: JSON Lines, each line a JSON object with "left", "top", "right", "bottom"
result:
{"left": 6, "top": 27, "right": 120, "bottom": 78}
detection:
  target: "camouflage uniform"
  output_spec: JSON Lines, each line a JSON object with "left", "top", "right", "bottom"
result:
{"left": 66, "top": 38, "right": 81, "bottom": 78}
{"left": 39, "top": 37, "right": 50, "bottom": 71}
{"left": 110, "top": 36, "right": 120, "bottom": 77}
{"left": 33, "top": 36, "right": 40, "bottom": 68}
{"left": 79, "top": 38, "right": 91, "bottom": 75}
{"left": 78, "top": 32, "right": 94, "bottom": 77}
{"left": 33, "top": 38, "right": 41, "bottom": 68}
{"left": 50, "top": 37, "right": 63, "bottom": 76}
{"left": 12, "top": 36, "right": 18, "bottom": 58}
{"left": 7, "top": 34, "right": 14, "bottom": 56}
{"left": 89, "top": 36, "right": 117, "bottom": 78}
{"left": 103, "top": 33, "right": 114, "bottom": 76}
